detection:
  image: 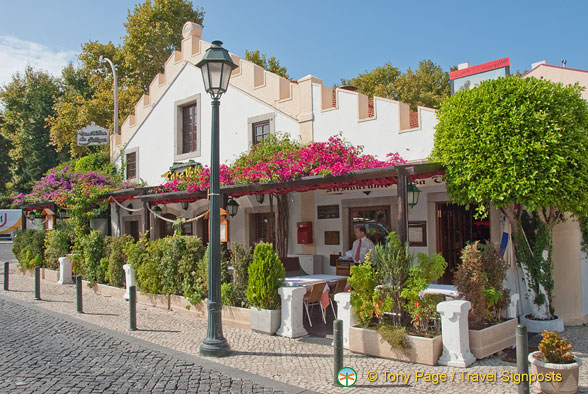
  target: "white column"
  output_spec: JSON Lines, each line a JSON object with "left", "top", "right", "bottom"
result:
{"left": 57, "top": 257, "right": 73, "bottom": 285}
{"left": 277, "top": 286, "right": 307, "bottom": 338}
{"left": 123, "top": 264, "right": 137, "bottom": 300}
{"left": 334, "top": 292, "right": 356, "bottom": 349}
{"left": 437, "top": 300, "right": 476, "bottom": 367}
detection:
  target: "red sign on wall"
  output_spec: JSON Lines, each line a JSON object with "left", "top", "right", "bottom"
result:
{"left": 450, "top": 57, "right": 510, "bottom": 80}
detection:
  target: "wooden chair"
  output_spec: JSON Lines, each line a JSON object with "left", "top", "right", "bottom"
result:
{"left": 329, "top": 278, "right": 347, "bottom": 318}
{"left": 303, "top": 281, "right": 328, "bottom": 327}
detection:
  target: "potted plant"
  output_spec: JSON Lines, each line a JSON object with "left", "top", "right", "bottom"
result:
{"left": 454, "top": 242, "right": 517, "bottom": 359}
{"left": 528, "top": 330, "right": 582, "bottom": 394}
{"left": 347, "top": 237, "right": 447, "bottom": 366}
{"left": 247, "top": 242, "right": 285, "bottom": 334}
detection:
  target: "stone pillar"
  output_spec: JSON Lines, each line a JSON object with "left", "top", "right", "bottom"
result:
{"left": 276, "top": 286, "right": 307, "bottom": 338}
{"left": 334, "top": 292, "right": 356, "bottom": 349}
{"left": 437, "top": 300, "right": 476, "bottom": 367}
{"left": 123, "top": 264, "right": 137, "bottom": 300}
{"left": 57, "top": 257, "right": 74, "bottom": 285}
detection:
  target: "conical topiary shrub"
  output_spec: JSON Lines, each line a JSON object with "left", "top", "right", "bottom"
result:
{"left": 247, "top": 242, "right": 285, "bottom": 310}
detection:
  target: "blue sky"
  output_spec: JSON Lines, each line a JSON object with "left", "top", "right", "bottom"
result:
{"left": 1, "top": 0, "right": 587, "bottom": 87}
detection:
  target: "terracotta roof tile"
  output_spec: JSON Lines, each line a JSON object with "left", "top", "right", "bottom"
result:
{"left": 368, "top": 98, "right": 375, "bottom": 118}
{"left": 332, "top": 90, "right": 336, "bottom": 107}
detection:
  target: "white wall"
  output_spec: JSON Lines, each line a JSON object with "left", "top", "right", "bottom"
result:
{"left": 119, "top": 64, "right": 300, "bottom": 186}
{"left": 311, "top": 86, "right": 438, "bottom": 162}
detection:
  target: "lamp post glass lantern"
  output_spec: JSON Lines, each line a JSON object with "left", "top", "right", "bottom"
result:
{"left": 196, "top": 40, "right": 237, "bottom": 357}
{"left": 226, "top": 197, "right": 239, "bottom": 217}
{"left": 255, "top": 193, "right": 265, "bottom": 204}
{"left": 407, "top": 181, "right": 421, "bottom": 208}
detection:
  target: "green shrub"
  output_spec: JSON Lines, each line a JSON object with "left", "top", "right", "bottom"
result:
{"left": 160, "top": 236, "right": 185, "bottom": 295}
{"left": 78, "top": 230, "right": 106, "bottom": 285}
{"left": 348, "top": 259, "right": 393, "bottom": 328}
{"left": 104, "top": 234, "right": 134, "bottom": 288}
{"left": 246, "top": 242, "right": 285, "bottom": 310}
{"left": 401, "top": 253, "right": 447, "bottom": 336}
{"left": 13, "top": 229, "right": 46, "bottom": 269}
{"left": 377, "top": 325, "right": 410, "bottom": 353}
{"left": 74, "top": 152, "right": 118, "bottom": 177}
{"left": 179, "top": 236, "right": 205, "bottom": 302}
{"left": 44, "top": 229, "right": 71, "bottom": 269}
{"left": 221, "top": 282, "right": 236, "bottom": 306}
{"left": 137, "top": 259, "right": 162, "bottom": 294}
{"left": 230, "top": 242, "right": 253, "bottom": 307}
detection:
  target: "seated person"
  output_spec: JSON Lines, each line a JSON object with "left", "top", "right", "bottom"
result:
{"left": 346, "top": 225, "right": 375, "bottom": 263}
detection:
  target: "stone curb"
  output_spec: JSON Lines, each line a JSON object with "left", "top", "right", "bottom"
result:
{"left": 0, "top": 293, "right": 319, "bottom": 394}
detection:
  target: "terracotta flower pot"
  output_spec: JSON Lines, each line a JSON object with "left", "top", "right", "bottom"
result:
{"left": 528, "top": 351, "right": 581, "bottom": 394}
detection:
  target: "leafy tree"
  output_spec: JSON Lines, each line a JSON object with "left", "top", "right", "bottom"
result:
{"left": 244, "top": 49, "right": 289, "bottom": 79}
{"left": 49, "top": 0, "right": 204, "bottom": 157}
{"left": 0, "top": 67, "right": 67, "bottom": 194}
{"left": 338, "top": 60, "right": 450, "bottom": 110}
{"left": 124, "top": 0, "right": 205, "bottom": 92}
{"left": 0, "top": 115, "right": 12, "bottom": 207}
{"left": 339, "top": 62, "right": 401, "bottom": 99}
{"left": 432, "top": 76, "right": 588, "bottom": 319}
{"left": 393, "top": 60, "right": 450, "bottom": 110}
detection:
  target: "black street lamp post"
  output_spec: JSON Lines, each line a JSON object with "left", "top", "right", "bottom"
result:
{"left": 196, "top": 41, "right": 238, "bottom": 357}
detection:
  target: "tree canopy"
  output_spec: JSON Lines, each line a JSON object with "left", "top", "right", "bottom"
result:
{"left": 431, "top": 76, "right": 588, "bottom": 223}
{"left": 339, "top": 60, "right": 450, "bottom": 110}
{"left": 49, "top": 0, "right": 204, "bottom": 158}
{"left": 0, "top": 67, "right": 67, "bottom": 196}
{"left": 244, "top": 49, "right": 289, "bottom": 79}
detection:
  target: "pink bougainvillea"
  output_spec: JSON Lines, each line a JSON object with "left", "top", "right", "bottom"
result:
{"left": 14, "top": 167, "right": 129, "bottom": 206}
{"left": 154, "top": 135, "right": 405, "bottom": 194}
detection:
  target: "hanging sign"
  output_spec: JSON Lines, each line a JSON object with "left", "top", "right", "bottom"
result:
{"left": 323, "top": 175, "right": 445, "bottom": 195}
{"left": 77, "top": 122, "right": 110, "bottom": 146}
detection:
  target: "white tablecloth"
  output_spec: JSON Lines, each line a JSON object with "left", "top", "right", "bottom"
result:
{"left": 420, "top": 284, "right": 460, "bottom": 298}
{"left": 284, "top": 274, "right": 347, "bottom": 288}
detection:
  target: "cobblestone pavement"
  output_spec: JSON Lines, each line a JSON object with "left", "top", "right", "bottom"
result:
{"left": 1, "top": 243, "right": 588, "bottom": 393}
{"left": 0, "top": 296, "right": 308, "bottom": 394}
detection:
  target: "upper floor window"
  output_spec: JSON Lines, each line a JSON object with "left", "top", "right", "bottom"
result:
{"left": 126, "top": 151, "right": 137, "bottom": 179}
{"left": 252, "top": 120, "right": 270, "bottom": 145}
{"left": 182, "top": 103, "right": 197, "bottom": 154}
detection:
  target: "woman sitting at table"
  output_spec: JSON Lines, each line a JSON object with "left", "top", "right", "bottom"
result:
{"left": 346, "top": 226, "right": 375, "bottom": 263}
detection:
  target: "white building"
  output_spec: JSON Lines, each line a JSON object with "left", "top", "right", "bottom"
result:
{"left": 109, "top": 23, "right": 587, "bottom": 325}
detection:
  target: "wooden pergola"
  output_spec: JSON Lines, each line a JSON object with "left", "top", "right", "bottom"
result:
{"left": 117, "top": 163, "right": 445, "bottom": 243}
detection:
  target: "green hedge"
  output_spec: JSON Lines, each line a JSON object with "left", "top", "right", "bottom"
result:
{"left": 44, "top": 229, "right": 72, "bottom": 269}
{"left": 13, "top": 229, "right": 46, "bottom": 269}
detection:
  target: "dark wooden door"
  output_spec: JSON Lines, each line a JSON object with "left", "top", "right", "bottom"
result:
{"left": 436, "top": 203, "right": 490, "bottom": 284}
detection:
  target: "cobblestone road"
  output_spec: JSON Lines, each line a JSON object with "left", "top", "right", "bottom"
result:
{"left": 0, "top": 296, "right": 309, "bottom": 394}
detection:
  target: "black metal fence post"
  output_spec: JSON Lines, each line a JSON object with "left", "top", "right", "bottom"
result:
{"left": 334, "top": 319, "right": 343, "bottom": 386}
{"left": 516, "top": 324, "right": 529, "bottom": 394}
{"left": 34, "top": 267, "right": 41, "bottom": 300}
{"left": 3, "top": 262, "right": 8, "bottom": 291}
{"left": 76, "top": 275, "right": 83, "bottom": 313}
{"left": 129, "top": 285, "right": 137, "bottom": 331}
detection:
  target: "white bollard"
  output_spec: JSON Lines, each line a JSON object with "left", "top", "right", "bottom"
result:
{"left": 437, "top": 300, "right": 476, "bottom": 367}
{"left": 334, "top": 292, "right": 356, "bottom": 349}
{"left": 57, "top": 257, "right": 74, "bottom": 285}
{"left": 276, "top": 286, "right": 308, "bottom": 338}
{"left": 123, "top": 264, "right": 137, "bottom": 300}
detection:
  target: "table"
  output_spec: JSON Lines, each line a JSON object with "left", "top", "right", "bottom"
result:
{"left": 284, "top": 274, "right": 348, "bottom": 288}
{"left": 420, "top": 284, "right": 460, "bottom": 299}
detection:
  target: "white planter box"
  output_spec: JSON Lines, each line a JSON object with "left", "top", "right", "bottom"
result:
{"left": 528, "top": 351, "right": 582, "bottom": 394}
{"left": 250, "top": 307, "right": 281, "bottom": 335}
{"left": 469, "top": 318, "right": 517, "bottom": 359}
{"left": 349, "top": 326, "right": 442, "bottom": 366}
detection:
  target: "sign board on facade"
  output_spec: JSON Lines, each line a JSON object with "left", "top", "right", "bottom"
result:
{"left": 323, "top": 175, "right": 445, "bottom": 195}
{"left": 317, "top": 205, "right": 340, "bottom": 219}
{"left": 77, "top": 122, "right": 110, "bottom": 146}
{"left": 324, "top": 231, "right": 340, "bottom": 245}
{"left": 450, "top": 57, "right": 510, "bottom": 94}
